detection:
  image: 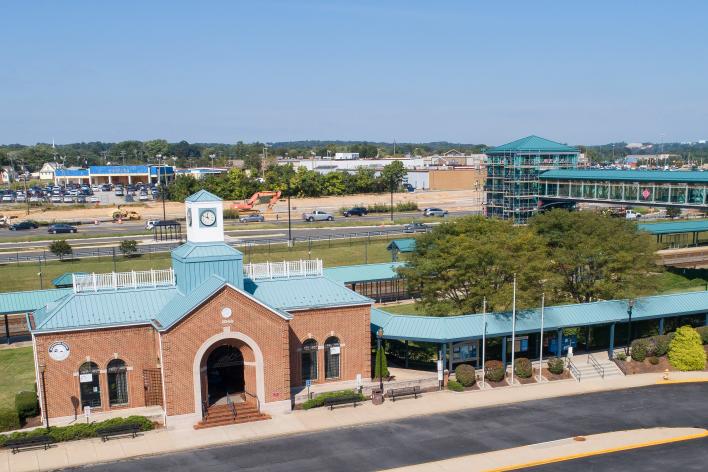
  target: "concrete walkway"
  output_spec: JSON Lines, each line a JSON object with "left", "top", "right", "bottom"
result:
{"left": 2, "top": 370, "right": 707, "bottom": 472}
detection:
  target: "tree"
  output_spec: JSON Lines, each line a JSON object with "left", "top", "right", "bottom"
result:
{"left": 400, "top": 216, "right": 552, "bottom": 315}
{"left": 665, "top": 207, "right": 681, "bottom": 219}
{"left": 49, "top": 240, "right": 72, "bottom": 261}
{"left": 374, "top": 345, "right": 389, "bottom": 379}
{"left": 530, "top": 210, "right": 658, "bottom": 303}
{"left": 380, "top": 161, "right": 406, "bottom": 191}
{"left": 119, "top": 239, "right": 138, "bottom": 257}
{"left": 668, "top": 326, "right": 706, "bottom": 371}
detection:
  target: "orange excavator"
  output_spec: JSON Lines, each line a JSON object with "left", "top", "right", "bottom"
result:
{"left": 233, "top": 191, "right": 282, "bottom": 214}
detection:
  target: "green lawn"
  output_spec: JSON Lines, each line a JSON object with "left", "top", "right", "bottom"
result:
{"left": 0, "top": 347, "right": 35, "bottom": 410}
{"left": 379, "top": 302, "right": 426, "bottom": 315}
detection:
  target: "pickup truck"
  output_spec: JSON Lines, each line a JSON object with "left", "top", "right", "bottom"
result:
{"left": 302, "top": 210, "right": 334, "bottom": 222}
{"left": 625, "top": 210, "right": 642, "bottom": 220}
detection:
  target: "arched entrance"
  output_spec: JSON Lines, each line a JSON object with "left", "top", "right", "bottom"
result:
{"left": 205, "top": 344, "right": 245, "bottom": 405}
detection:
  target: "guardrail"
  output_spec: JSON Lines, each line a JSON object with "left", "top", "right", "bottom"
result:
{"left": 566, "top": 358, "right": 581, "bottom": 382}
{"left": 587, "top": 353, "right": 605, "bottom": 379}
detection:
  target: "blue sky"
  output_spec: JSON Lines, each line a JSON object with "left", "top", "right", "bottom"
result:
{"left": 1, "top": 0, "right": 707, "bottom": 145}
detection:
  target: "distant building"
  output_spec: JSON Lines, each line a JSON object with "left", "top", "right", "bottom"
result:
{"left": 176, "top": 167, "right": 227, "bottom": 180}
{"left": 0, "top": 166, "right": 17, "bottom": 184}
{"left": 405, "top": 168, "right": 485, "bottom": 191}
{"left": 39, "top": 162, "right": 61, "bottom": 181}
{"left": 429, "top": 150, "right": 487, "bottom": 167}
{"left": 333, "top": 152, "right": 360, "bottom": 160}
{"left": 54, "top": 165, "right": 175, "bottom": 186}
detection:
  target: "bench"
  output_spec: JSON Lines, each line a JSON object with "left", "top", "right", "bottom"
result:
{"left": 323, "top": 394, "right": 361, "bottom": 410}
{"left": 4, "top": 435, "right": 52, "bottom": 454}
{"left": 95, "top": 423, "right": 142, "bottom": 442}
{"left": 386, "top": 385, "right": 421, "bottom": 402}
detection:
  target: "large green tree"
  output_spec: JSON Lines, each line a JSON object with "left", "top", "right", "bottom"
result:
{"left": 530, "top": 210, "right": 658, "bottom": 303}
{"left": 400, "top": 216, "right": 552, "bottom": 315}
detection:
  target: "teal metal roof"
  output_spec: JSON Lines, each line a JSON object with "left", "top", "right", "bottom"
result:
{"left": 185, "top": 189, "right": 222, "bottom": 202}
{"left": 324, "top": 262, "right": 404, "bottom": 284}
{"left": 539, "top": 169, "right": 708, "bottom": 184}
{"left": 639, "top": 220, "right": 708, "bottom": 235}
{"left": 372, "top": 291, "right": 708, "bottom": 342}
{"left": 244, "top": 276, "right": 371, "bottom": 311}
{"left": 0, "top": 289, "right": 72, "bottom": 315}
{"left": 33, "top": 286, "right": 177, "bottom": 332}
{"left": 51, "top": 272, "right": 87, "bottom": 288}
{"left": 386, "top": 239, "right": 417, "bottom": 253}
{"left": 487, "top": 136, "right": 578, "bottom": 154}
{"left": 171, "top": 242, "right": 243, "bottom": 261}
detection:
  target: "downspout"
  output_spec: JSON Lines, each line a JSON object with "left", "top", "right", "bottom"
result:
{"left": 29, "top": 321, "right": 44, "bottom": 427}
{"left": 158, "top": 331, "right": 168, "bottom": 427}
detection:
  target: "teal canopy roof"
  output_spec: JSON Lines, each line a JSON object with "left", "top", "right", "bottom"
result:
{"left": 244, "top": 276, "right": 371, "bottom": 311}
{"left": 639, "top": 220, "right": 708, "bottom": 235}
{"left": 171, "top": 242, "right": 243, "bottom": 261}
{"left": 185, "top": 189, "right": 222, "bottom": 202}
{"left": 324, "top": 262, "right": 404, "bottom": 284}
{"left": 372, "top": 291, "right": 708, "bottom": 343}
{"left": 386, "top": 239, "right": 417, "bottom": 253}
{"left": 51, "top": 272, "right": 88, "bottom": 288}
{"left": 539, "top": 169, "right": 708, "bottom": 184}
{"left": 0, "top": 289, "right": 72, "bottom": 315}
{"left": 487, "top": 135, "right": 578, "bottom": 154}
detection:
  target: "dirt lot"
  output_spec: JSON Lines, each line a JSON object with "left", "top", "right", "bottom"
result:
{"left": 1, "top": 189, "right": 483, "bottom": 223}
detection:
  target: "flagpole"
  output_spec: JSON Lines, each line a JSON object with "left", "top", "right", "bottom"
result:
{"left": 510, "top": 274, "right": 516, "bottom": 385}
{"left": 538, "top": 292, "right": 545, "bottom": 382}
{"left": 481, "top": 297, "right": 487, "bottom": 389}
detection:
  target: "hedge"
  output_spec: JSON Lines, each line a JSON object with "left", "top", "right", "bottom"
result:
{"left": 0, "top": 415, "right": 153, "bottom": 446}
{"left": 547, "top": 357, "right": 565, "bottom": 375}
{"left": 695, "top": 326, "right": 708, "bottom": 345}
{"left": 447, "top": 380, "right": 464, "bottom": 392}
{"left": 668, "top": 326, "right": 707, "bottom": 371}
{"left": 484, "top": 360, "right": 505, "bottom": 382}
{"left": 454, "top": 364, "right": 476, "bottom": 387}
{"left": 650, "top": 334, "right": 673, "bottom": 357}
{"left": 630, "top": 338, "right": 649, "bottom": 362}
{"left": 15, "top": 391, "right": 39, "bottom": 421}
{"left": 514, "top": 358, "right": 532, "bottom": 379}
{"left": 0, "top": 409, "right": 20, "bottom": 433}
{"left": 302, "top": 390, "right": 365, "bottom": 410}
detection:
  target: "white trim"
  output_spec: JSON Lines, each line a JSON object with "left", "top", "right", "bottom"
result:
{"left": 31, "top": 333, "right": 44, "bottom": 427}
{"left": 284, "top": 302, "right": 371, "bottom": 313}
{"left": 32, "top": 321, "right": 153, "bottom": 336}
{"left": 191, "top": 331, "right": 267, "bottom": 416}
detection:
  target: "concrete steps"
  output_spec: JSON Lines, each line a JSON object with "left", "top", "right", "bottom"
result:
{"left": 571, "top": 359, "right": 624, "bottom": 381}
{"left": 194, "top": 403, "right": 271, "bottom": 429}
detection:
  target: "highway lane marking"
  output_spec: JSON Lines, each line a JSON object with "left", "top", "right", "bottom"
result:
{"left": 484, "top": 429, "right": 708, "bottom": 471}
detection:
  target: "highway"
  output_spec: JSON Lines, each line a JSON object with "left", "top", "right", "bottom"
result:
{"left": 60, "top": 383, "right": 708, "bottom": 472}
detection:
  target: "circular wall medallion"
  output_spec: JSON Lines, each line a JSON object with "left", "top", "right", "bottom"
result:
{"left": 48, "top": 341, "right": 70, "bottom": 361}
{"left": 221, "top": 307, "right": 233, "bottom": 319}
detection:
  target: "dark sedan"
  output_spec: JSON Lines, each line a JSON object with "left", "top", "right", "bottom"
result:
{"left": 48, "top": 224, "right": 78, "bottom": 234}
{"left": 342, "top": 207, "right": 368, "bottom": 217}
{"left": 9, "top": 221, "right": 39, "bottom": 231}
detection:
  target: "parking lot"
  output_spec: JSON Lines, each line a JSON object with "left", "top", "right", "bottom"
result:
{"left": 0, "top": 182, "right": 162, "bottom": 208}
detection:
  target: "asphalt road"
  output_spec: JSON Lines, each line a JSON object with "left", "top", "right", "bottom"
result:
{"left": 525, "top": 436, "right": 708, "bottom": 471}
{"left": 62, "top": 383, "right": 708, "bottom": 472}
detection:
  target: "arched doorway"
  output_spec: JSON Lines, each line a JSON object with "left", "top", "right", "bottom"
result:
{"left": 205, "top": 344, "right": 245, "bottom": 406}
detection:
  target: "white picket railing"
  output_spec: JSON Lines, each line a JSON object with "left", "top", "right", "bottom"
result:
{"left": 73, "top": 268, "right": 175, "bottom": 293}
{"left": 244, "top": 259, "right": 323, "bottom": 280}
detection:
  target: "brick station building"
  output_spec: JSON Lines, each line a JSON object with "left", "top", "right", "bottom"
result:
{"left": 29, "top": 190, "right": 372, "bottom": 427}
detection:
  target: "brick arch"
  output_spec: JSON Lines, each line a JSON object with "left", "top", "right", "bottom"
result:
{"left": 192, "top": 331, "right": 265, "bottom": 415}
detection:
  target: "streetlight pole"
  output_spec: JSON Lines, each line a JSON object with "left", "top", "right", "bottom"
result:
{"left": 390, "top": 179, "right": 394, "bottom": 223}
{"left": 538, "top": 292, "right": 545, "bottom": 382}
{"left": 625, "top": 299, "right": 635, "bottom": 355}
{"left": 156, "top": 155, "right": 167, "bottom": 221}
{"left": 510, "top": 274, "right": 517, "bottom": 385}
{"left": 377, "top": 327, "right": 384, "bottom": 392}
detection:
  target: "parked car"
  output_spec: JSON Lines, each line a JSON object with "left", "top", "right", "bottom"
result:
{"left": 423, "top": 207, "right": 448, "bottom": 217}
{"left": 625, "top": 210, "right": 642, "bottom": 220}
{"left": 48, "top": 224, "right": 78, "bottom": 234}
{"left": 62, "top": 195, "right": 74, "bottom": 203}
{"left": 9, "top": 220, "right": 39, "bottom": 231}
{"left": 342, "top": 207, "right": 368, "bottom": 217}
{"left": 145, "top": 219, "right": 160, "bottom": 230}
{"left": 1, "top": 194, "right": 13, "bottom": 202}
{"left": 302, "top": 210, "right": 334, "bottom": 222}
{"left": 89, "top": 195, "right": 100, "bottom": 203}
{"left": 50, "top": 195, "right": 63, "bottom": 203}
{"left": 239, "top": 214, "right": 265, "bottom": 223}
{"left": 138, "top": 192, "right": 149, "bottom": 201}
{"left": 115, "top": 188, "right": 124, "bottom": 197}
{"left": 29, "top": 196, "right": 42, "bottom": 203}
{"left": 15, "top": 194, "right": 27, "bottom": 203}
{"left": 403, "top": 222, "right": 430, "bottom": 233}
{"left": 76, "top": 195, "right": 87, "bottom": 203}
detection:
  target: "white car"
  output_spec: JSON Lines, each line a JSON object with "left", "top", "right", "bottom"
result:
{"left": 138, "top": 193, "right": 149, "bottom": 201}
{"left": 1, "top": 195, "right": 13, "bottom": 202}
{"left": 63, "top": 196, "right": 74, "bottom": 203}
{"left": 302, "top": 210, "right": 334, "bottom": 222}
{"left": 50, "top": 195, "right": 62, "bottom": 203}
{"left": 145, "top": 219, "right": 160, "bottom": 230}
{"left": 89, "top": 196, "right": 100, "bottom": 203}
{"left": 15, "top": 194, "right": 26, "bottom": 203}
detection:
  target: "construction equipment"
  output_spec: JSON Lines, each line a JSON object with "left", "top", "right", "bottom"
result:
{"left": 111, "top": 207, "right": 141, "bottom": 221}
{"left": 233, "top": 191, "right": 282, "bottom": 214}
{"left": 0, "top": 215, "right": 17, "bottom": 227}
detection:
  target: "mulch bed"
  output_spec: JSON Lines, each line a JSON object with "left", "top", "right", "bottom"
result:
{"left": 483, "top": 378, "right": 510, "bottom": 388}
{"left": 615, "top": 347, "right": 708, "bottom": 375}
{"left": 542, "top": 367, "right": 571, "bottom": 381}
{"left": 463, "top": 383, "right": 481, "bottom": 391}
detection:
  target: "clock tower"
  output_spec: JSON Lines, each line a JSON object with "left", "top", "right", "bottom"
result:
{"left": 184, "top": 189, "right": 224, "bottom": 243}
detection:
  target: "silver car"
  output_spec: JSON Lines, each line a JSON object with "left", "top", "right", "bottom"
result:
{"left": 302, "top": 210, "right": 334, "bottom": 222}
{"left": 239, "top": 214, "right": 265, "bottom": 223}
{"left": 423, "top": 207, "right": 448, "bottom": 217}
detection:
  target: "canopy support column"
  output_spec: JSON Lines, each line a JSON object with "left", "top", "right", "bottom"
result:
{"left": 404, "top": 340, "right": 409, "bottom": 368}
{"left": 448, "top": 342, "right": 453, "bottom": 372}
{"left": 608, "top": 323, "right": 616, "bottom": 359}
{"left": 501, "top": 336, "right": 507, "bottom": 368}
{"left": 557, "top": 329, "right": 563, "bottom": 357}
{"left": 659, "top": 318, "right": 665, "bottom": 335}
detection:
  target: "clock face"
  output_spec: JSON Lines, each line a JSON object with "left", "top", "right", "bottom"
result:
{"left": 200, "top": 209, "right": 217, "bottom": 227}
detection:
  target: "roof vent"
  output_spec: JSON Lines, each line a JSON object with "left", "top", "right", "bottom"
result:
{"left": 244, "top": 259, "right": 323, "bottom": 280}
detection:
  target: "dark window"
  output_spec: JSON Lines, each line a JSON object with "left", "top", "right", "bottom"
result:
{"left": 324, "top": 337, "right": 341, "bottom": 379}
{"left": 301, "top": 339, "right": 318, "bottom": 383}
{"left": 107, "top": 359, "right": 129, "bottom": 406}
{"left": 79, "top": 362, "right": 101, "bottom": 409}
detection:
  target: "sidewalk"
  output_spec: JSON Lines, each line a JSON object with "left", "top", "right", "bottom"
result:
{"left": 2, "top": 370, "right": 707, "bottom": 472}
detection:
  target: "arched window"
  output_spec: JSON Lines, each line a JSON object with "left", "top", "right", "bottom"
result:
{"left": 324, "top": 337, "right": 341, "bottom": 380}
{"left": 107, "top": 359, "right": 129, "bottom": 406}
{"left": 78, "top": 362, "right": 101, "bottom": 409}
{"left": 301, "top": 339, "right": 318, "bottom": 383}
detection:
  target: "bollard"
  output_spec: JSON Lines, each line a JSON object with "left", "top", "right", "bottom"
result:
{"left": 663, "top": 369, "right": 670, "bottom": 381}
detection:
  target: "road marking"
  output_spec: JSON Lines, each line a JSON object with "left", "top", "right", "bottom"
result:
{"left": 485, "top": 430, "right": 708, "bottom": 471}
{"left": 656, "top": 378, "right": 708, "bottom": 384}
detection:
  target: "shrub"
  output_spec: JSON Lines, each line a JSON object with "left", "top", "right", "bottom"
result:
{"left": 630, "top": 339, "right": 649, "bottom": 362}
{"left": 650, "top": 334, "right": 672, "bottom": 357}
{"left": 649, "top": 356, "right": 660, "bottom": 365}
{"left": 118, "top": 239, "right": 138, "bottom": 257}
{"left": 222, "top": 209, "right": 239, "bottom": 219}
{"left": 695, "top": 326, "right": 708, "bottom": 345}
{"left": 547, "top": 357, "right": 565, "bottom": 375}
{"left": 374, "top": 346, "right": 389, "bottom": 379}
{"left": 668, "top": 326, "right": 707, "bottom": 371}
{"left": 49, "top": 239, "right": 72, "bottom": 260}
{"left": 454, "top": 364, "right": 476, "bottom": 387}
{"left": 0, "top": 409, "right": 20, "bottom": 433}
{"left": 615, "top": 351, "right": 627, "bottom": 361}
{"left": 514, "top": 358, "right": 532, "bottom": 379}
{"left": 484, "top": 360, "right": 505, "bottom": 382}
{"left": 447, "top": 379, "right": 464, "bottom": 392}
{"left": 301, "top": 390, "right": 365, "bottom": 410}
{"left": 14, "top": 391, "right": 38, "bottom": 421}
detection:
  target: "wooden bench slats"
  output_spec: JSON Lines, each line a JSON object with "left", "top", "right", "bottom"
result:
{"left": 96, "top": 424, "right": 142, "bottom": 442}
{"left": 323, "top": 395, "right": 361, "bottom": 410}
{"left": 386, "top": 385, "right": 421, "bottom": 401}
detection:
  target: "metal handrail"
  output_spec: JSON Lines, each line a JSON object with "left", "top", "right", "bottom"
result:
{"left": 587, "top": 353, "right": 605, "bottom": 379}
{"left": 566, "top": 358, "right": 581, "bottom": 381}
{"left": 201, "top": 400, "right": 209, "bottom": 420}
{"left": 225, "top": 392, "right": 237, "bottom": 420}
{"left": 244, "top": 390, "right": 260, "bottom": 412}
